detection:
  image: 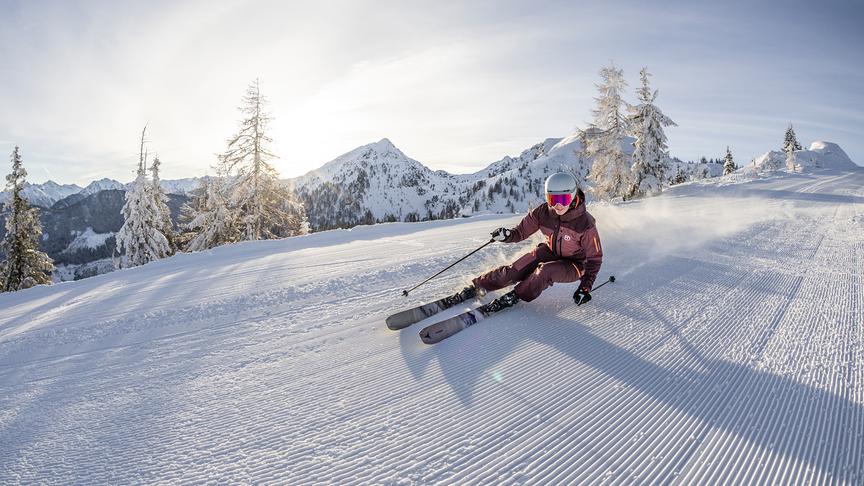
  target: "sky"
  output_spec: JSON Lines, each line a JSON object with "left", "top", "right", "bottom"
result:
{"left": 0, "top": 0, "right": 862, "bottom": 186}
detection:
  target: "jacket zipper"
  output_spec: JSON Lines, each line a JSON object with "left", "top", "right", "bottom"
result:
{"left": 552, "top": 217, "right": 561, "bottom": 254}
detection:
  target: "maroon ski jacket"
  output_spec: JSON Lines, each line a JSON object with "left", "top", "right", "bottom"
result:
{"left": 503, "top": 202, "right": 604, "bottom": 290}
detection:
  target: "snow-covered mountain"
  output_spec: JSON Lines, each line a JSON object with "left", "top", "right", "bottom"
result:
{"left": 158, "top": 177, "right": 204, "bottom": 196}
{"left": 79, "top": 178, "right": 127, "bottom": 196}
{"left": 0, "top": 180, "right": 82, "bottom": 208}
{"left": 77, "top": 177, "right": 202, "bottom": 198}
{"left": 292, "top": 136, "right": 596, "bottom": 230}
{"left": 747, "top": 140, "right": 858, "bottom": 173}
{"left": 293, "top": 138, "right": 464, "bottom": 228}
{"left": 1, "top": 169, "right": 862, "bottom": 483}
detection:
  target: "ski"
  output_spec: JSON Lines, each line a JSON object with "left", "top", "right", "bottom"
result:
{"left": 419, "top": 289, "right": 520, "bottom": 344}
{"left": 419, "top": 303, "right": 516, "bottom": 344}
{"left": 386, "top": 291, "right": 477, "bottom": 330}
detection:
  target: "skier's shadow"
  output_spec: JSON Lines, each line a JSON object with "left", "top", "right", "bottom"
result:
{"left": 397, "top": 298, "right": 863, "bottom": 482}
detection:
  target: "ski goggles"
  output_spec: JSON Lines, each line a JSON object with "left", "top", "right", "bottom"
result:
{"left": 546, "top": 193, "right": 574, "bottom": 207}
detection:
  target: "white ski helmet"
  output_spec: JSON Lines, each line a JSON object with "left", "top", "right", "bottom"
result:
{"left": 544, "top": 172, "right": 581, "bottom": 207}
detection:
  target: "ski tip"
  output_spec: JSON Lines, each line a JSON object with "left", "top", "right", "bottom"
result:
{"left": 419, "top": 327, "right": 445, "bottom": 344}
{"left": 386, "top": 315, "right": 413, "bottom": 331}
{"left": 419, "top": 330, "right": 435, "bottom": 344}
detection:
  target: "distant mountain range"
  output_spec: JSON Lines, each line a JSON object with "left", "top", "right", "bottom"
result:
{"left": 0, "top": 136, "right": 857, "bottom": 281}
{"left": 0, "top": 177, "right": 202, "bottom": 209}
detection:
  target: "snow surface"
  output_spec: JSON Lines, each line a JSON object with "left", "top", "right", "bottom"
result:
{"left": 1, "top": 169, "right": 863, "bottom": 484}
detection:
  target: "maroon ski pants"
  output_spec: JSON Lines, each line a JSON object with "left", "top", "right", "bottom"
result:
{"left": 472, "top": 243, "right": 584, "bottom": 302}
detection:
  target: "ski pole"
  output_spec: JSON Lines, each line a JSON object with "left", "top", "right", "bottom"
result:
{"left": 402, "top": 239, "right": 496, "bottom": 297}
{"left": 591, "top": 275, "right": 616, "bottom": 291}
{"left": 573, "top": 275, "right": 616, "bottom": 305}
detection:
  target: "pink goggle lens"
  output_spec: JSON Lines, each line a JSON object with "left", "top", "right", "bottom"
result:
{"left": 546, "top": 193, "right": 573, "bottom": 207}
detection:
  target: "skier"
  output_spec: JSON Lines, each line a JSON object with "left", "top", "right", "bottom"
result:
{"left": 452, "top": 172, "right": 603, "bottom": 313}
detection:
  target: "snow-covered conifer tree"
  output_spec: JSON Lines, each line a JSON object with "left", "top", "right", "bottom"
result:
{"left": 115, "top": 127, "right": 171, "bottom": 268}
{"left": 181, "top": 176, "right": 237, "bottom": 252}
{"left": 670, "top": 167, "right": 687, "bottom": 186}
{"left": 723, "top": 146, "right": 736, "bottom": 175}
{"left": 627, "top": 67, "right": 677, "bottom": 199}
{"left": 783, "top": 123, "right": 802, "bottom": 153}
{"left": 1, "top": 146, "right": 54, "bottom": 292}
{"left": 586, "top": 63, "right": 631, "bottom": 200}
{"left": 783, "top": 124, "right": 801, "bottom": 172}
{"left": 216, "top": 79, "right": 309, "bottom": 240}
{"left": 150, "top": 155, "right": 176, "bottom": 253}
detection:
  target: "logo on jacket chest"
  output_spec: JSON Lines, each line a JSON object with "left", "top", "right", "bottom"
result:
{"left": 545, "top": 229, "right": 574, "bottom": 242}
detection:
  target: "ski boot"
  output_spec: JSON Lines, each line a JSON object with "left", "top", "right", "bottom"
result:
{"left": 477, "top": 290, "right": 520, "bottom": 315}
{"left": 443, "top": 285, "right": 486, "bottom": 307}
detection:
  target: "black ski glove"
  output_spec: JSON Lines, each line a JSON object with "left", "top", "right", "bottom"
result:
{"left": 491, "top": 227, "right": 512, "bottom": 242}
{"left": 573, "top": 286, "right": 592, "bottom": 306}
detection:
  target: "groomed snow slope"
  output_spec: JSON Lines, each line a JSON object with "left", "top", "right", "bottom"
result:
{"left": 1, "top": 169, "right": 863, "bottom": 484}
